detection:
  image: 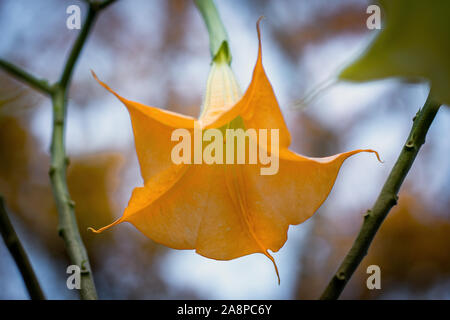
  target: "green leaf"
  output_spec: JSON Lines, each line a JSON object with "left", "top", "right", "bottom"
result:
{"left": 340, "top": 0, "right": 450, "bottom": 105}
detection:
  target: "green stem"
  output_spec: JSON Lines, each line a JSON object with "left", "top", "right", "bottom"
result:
{"left": 50, "top": 86, "right": 98, "bottom": 300}
{"left": 0, "top": 59, "right": 53, "bottom": 95}
{"left": 60, "top": 1, "right": 116, "bottom": 88}
{"left": 48, "top": 0, "right": 114, "bottom": 300}
{"left": 59, "top": 6, "right": 97, "bottom": 88}
{"left": 0, "top": 196, "right": 45, "bottom": 300}
{"left": 320, "top": 93, "right": 441, "bottom": 300}
{"left": 0, "top": 0, "right": 116, "bottom": 300}
{"left": 194, "top": 0, "right": 231, "bottom": 64}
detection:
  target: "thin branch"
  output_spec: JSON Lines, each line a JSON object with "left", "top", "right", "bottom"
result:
{"left": 320, "top": 93, "right": 441, "bottom": 300}
{"left": 96, "top": 0, "right": 117, "bottom": 11}
{"left": 0, "top": 195, "right": 45, "bottom": 300}
{"left": 82, "top": 0, "right": 117, "bottom": 10}
{"left": 49, "top": 0, "right": 116, "bottom": 300}
{"left": 59, "top": 5, "right": 97, "bottom": 89}
{"left": 0, "top": 59, "right": 53, "bottom": 95}
{"left": 0, "top": 0, "right": 117, "bottom": 300}
{"left": 60, "top": 0, "right": 116, "bottom": 88}
{"left": 49, "top": 86, "right": 99, "bottom": 300}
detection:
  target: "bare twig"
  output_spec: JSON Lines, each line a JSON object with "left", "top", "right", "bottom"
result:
{"left": 59, "top": 0, "right": 116, "bottom": 88}
{"left": 320, "top": 93, "right": 441, "bottom": 299}
{"left": 0, "top": 196, "right": 45, "bottom": 300}
{"left": 0, "top": 59, "right": 53, "bottom": 95}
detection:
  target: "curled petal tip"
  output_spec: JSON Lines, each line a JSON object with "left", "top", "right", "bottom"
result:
{"left": 351, "top": 149, "right": 383, "bottom": 163}
{"left": 256, "top": 16, "right": 266, "bottom": 26}
{"left": 256, "top": 17, "right": 265, "bottom": 43}
{"left": 87, "top": 226, "right": 101, "bottom": 234}
{"left": 87, "top": 218, "right": 123, "bottom": 235}
{"left": 366, "top": 149, "right": 383, "bottom": 163}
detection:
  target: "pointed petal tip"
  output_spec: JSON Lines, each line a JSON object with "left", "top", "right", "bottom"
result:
{"left": 90, "top": 69, "right": 123, "bottom": 101}
{"left": 263, "top": 250, "right": 281, "bottom": 285}
{"left": 91, "top": 70, "right": 107, "bottom": 89}
{"left": 90, "top": 69, "right": 99, "bottom": 80}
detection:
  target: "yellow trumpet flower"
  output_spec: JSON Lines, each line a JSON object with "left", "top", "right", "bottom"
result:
{"left": 90, "top": 22, "right": 379, "bottom": 284}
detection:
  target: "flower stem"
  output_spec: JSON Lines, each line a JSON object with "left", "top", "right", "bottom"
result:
{"left": 320, "top": 93, "right": 441, "bottom": 299}
{"left": 0, "top": 196, "right": 45, "bottom": 300}
{"left": 194, "top": 0, "right": 231, "bottom": 64}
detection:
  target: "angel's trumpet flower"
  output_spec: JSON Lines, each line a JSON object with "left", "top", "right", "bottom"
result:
{"left": 90, "top": 22, "right": 380, "bottom": 284}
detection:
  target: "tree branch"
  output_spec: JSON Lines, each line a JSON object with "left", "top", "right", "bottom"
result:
{"left": 0, "top": 59, "right": 53, "bottom": 95}
{"left": 320, "top": 93, "right": 441, "bottom": 300}
{"left": 59, "top": 6, "right": 97, "bottom": 89}
{"left": 96, "top": 0, "right": 117, "bottom": 11}
{"left": 0, "top": 195, "right": 45, "bottom": 300}
{"left": 49, "top": 0, "right": 116, "bottom": 300}
{"left": 0, "top": 0, "right": 117, "bottom": 300}
{"left": 60, "top": 0, "right": 117, "bottom": 88}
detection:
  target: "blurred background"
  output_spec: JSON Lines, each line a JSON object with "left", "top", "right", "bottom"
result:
{"left": 0, "top": 0, "right": 449, "bottom": 299}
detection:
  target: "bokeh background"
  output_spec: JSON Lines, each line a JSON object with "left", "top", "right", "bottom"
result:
{"left": 0, "top": 0, "right": 449, "bottom": 299}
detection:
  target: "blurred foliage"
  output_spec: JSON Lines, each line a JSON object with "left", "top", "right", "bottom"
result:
{"left": 340, "top": 0, "right": 450, "bottom": 106}
{"left": 67, "top": 153, "right": 123, "bottom": 242}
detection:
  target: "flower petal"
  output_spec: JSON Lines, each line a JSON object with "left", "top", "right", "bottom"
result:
{"left": 92, "top": 71, "right": 196, "bottom": 183}
{"left": 125, "top": 164, "right": 263, "bottom": 258}
{"left": 241, "top": 149, "right": 381, "bottom": 252}
{"left": 201, "top": 21, "right": 291, "bottom": 149}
